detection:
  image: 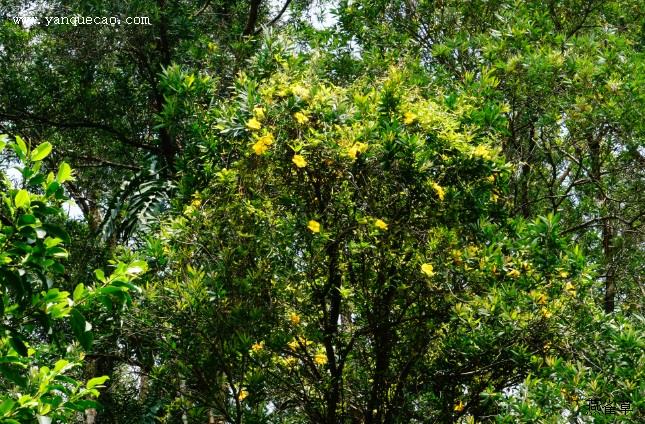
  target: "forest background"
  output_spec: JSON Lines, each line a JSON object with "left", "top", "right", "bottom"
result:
{"left": 0, "top": 0, "right": 643, "bottom": 423}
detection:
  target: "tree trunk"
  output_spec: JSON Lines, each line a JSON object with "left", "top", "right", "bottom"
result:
{"left": 588, "top": 130, "right": 615, "bottom": 312}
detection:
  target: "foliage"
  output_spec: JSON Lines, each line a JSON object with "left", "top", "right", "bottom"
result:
{"left": 1, "top": 1, "right": 643, "bottom": 423}
{"left": 113, "top": 45, "right": 644, "bottom": 422}
{"left": 0, "top": 135, "right": 146, "bottom": 423}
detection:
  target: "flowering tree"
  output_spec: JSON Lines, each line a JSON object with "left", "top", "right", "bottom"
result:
{"left": 119, "top": 45, "right": 643, "bottom": 423}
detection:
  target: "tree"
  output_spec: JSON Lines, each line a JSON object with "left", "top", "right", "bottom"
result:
{"left": 0, "top": 0, "right": 312, "bottom": 241}
{"left": 333, "top": 0, "right": 644, "bottom": 314}
{"left": 106, "top": 42, "right": 643, "bottom": 422}
{"left": 0, "top": 135, "right": 146, "bottom": 423}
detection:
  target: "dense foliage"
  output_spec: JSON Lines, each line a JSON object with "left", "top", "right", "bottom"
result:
{"left": 0, "top": 1, "right": 643, "bottom": 423}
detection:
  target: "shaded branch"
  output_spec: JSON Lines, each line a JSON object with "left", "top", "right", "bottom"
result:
{"left": 243, "top": 0, "right": 262, "bottom": 36}
{"left": 254, "top": 0, "right": 293, "bottom": 35}
{"left": 0, "top": 110, "right": 159, "bottom": 154}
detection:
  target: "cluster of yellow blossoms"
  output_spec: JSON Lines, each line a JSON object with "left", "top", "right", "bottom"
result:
{"left": 421, "top": 263, "right": 435, "bottom": 277}
{"left": 292, "top": 154, "right": 307, "bottom": 168}
{"left": 294, "top": 111, "right": 309, "bottom": 124}
{"left": 374, "top": 219, "right": 388, "bottom": 230}
{"left": 347, "top": 142, "right": 369, "bottom": 160}
{"left": 252, "top": 133, "right": 274, "bottom": 155}
{"left": 307, "top": 220, "right": 321, "bottom": 233}
{"left": 289, "top": 312, "right": 301, "bottom": 326}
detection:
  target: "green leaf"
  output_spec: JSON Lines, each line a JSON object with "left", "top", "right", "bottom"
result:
{"left": 47, "top": 246, "right": 68, "bottom": 259}
{"left": 68, "top": 399, "right": 98, "bottom": 412}
{"left": 56, "top": 162, "right": 73, "bottom": 183}
{"left": 70, "top": 309, "right": 93, "bottom": 349}
{"left": 0, "top": 398, "right": 15, "bottom": 415}
{"left": 111, "top": 280, "right": 142, "bottom": 293}
{"left": 97, "top": 286, "right": 124, "bottom": 295}
{"left": 15, "top": 135, "right": 28, "bottom": 156}
{"left": 126, "top": 260, "right": 148, "bottom": 275}
{"left": 53, "top": 359, "right": 72, "bottom": 373}
{"left": 86, "top": 375, "right": 109, "bottom": 389}
{"left": 17, "top": 214, "right": 36, "bottom": 226}
{"left": 14, "top": 190, "right": 30, "bottom": 208}
{"left": 46, "top": 181, "right": 60, "bottom": 197}
{"left": 42, "top": 224, "right": 71, "bottom": 244}
{"left": 94, "top": 269, "right": 106, "bottom": 282}
{"left": 30, "top": 142, "right": 52, "bottom": 161}
{"left": 9, "top": 337, "right": 28, "bottom": 357}
{"left": 73, "top": 283, "right": 85, "bottom": 302}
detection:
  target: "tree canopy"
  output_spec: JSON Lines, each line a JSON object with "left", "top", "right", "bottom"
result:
{"left": 0, "top": 1, "right": 643, "bottom": 423}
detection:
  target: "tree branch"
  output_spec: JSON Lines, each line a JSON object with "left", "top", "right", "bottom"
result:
{"left": 254, "top": 0, "right": 293, "bottom": 35}
{"left": 0, "top": 110, "right": 159, "bottom": 153}
{"left": 243, "top": 0, "right": 263, "bottom": 36}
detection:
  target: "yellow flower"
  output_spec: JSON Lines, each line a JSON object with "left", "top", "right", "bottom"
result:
{"left": 564, "top": 282, "right": 576, "bottom": 296}
{"left": 421, "top": 263, "right": 435, "bottom": 277}
{"left": 314, "top": 353, "right": 327, "bottom": 365}
{"left": 251, "top": 341, "right": 264, "bottom": 352}
{"left": 538, "top": 293, "right": 548, "bottom": 305}
{"left": 307, "top": 220, "right": 321, "bottom": 233}
{"left": 238, "top": 389, "right": 248, "bottom": 401}
{"left": 290, "top": 312, "right": 301, "bottom": 325}
{"left": 292, "top": 154, "right": 307, "bottom": 168}
{"left": 507, "top": 269, "right": 521, "bottom": 278}
{"left": 453, "top": 400, "right": 465, "bottom": 412}
{"left": 348, "top": 142, "right": 368, "bottom": 159}
{"left": 257, "top": 133, "right": 274, "bottom": 145}
{"left": 355, "top": 142, "right": 369, "bottom": 153}
{"left": 190, "top": 199, "right": 202, "bottom": 208}
{"left": 374, "top": 219, "right": 388, "bottom": 230}
{"left": 559, "top": 270, "right": 569, "bottom": 278}
{"left": 251, "top": 133, "right": 274, "bottom": 156}
{"left": 541, "top": 307, "right": 553, "bottom": 318}
{"left": 430, "top": 182, "right": 445, "bottom": 201}
{"left": 347, "top": 145, "right": 358, "bottom": 160}
{"left": 288, "top": 339, "right": 300, "bottom": 351}
{"left": 294, "top": 111, "right": 309, "bottom": 124}
{"left": 252, "top": 140, "right": 269, "bottom": 155}
{"left": 403, "top": 111, "right": 417, "bottom": 125}
{"left": 473, "top": 144, "right": 492, "bottom": 159}
{"left": 246, "top": 117, "right": 262, "bottom": 131}
{"left": 253, "top": 106, "right": 265, "bottom": 120}
{"left": 486, "top": 175, "right": 495, "bottom": 183}
{"left": 451, "top": 250, "right": 463, "bottom": 265}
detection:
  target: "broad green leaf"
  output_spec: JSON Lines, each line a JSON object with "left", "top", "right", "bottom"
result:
{"left": 86, "top": 375, "right": 109, "bottom": 389}
{"left": 9, "top": 337, "right": 28, "bottom": 357}
{"left": 53, "top": 359, "right": 71, "bottom": 373}
{"left": 46, "top": 181, "right": 60, "bottom": 197}
{"left": 42, "top": 223, "right": 71, "bottom": 244}
{"left": 15, "top": 135, "right": 28, "bottom": 156}
{"left": 70, "top": 309, "right": 93, "bottom": 349}
{"left": 94, "top": 269, "right": 106, "bottom": 282}
{"left": 14, "top": 190, "right": 30, "bottom": 208}
{"left": 0, "top": 398, "right": 15, "bottom": 415}
{"left": 30, "top": 142, "right": 52, "bottom": 161}
{"left": 56, "top": 162, "right": 73, "bottom": 183}
{"left": 126, "top": 260, "right": 148, "bottom": 275}
{"left": 73, "top": 283, "right": 85, "bottom": 302}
